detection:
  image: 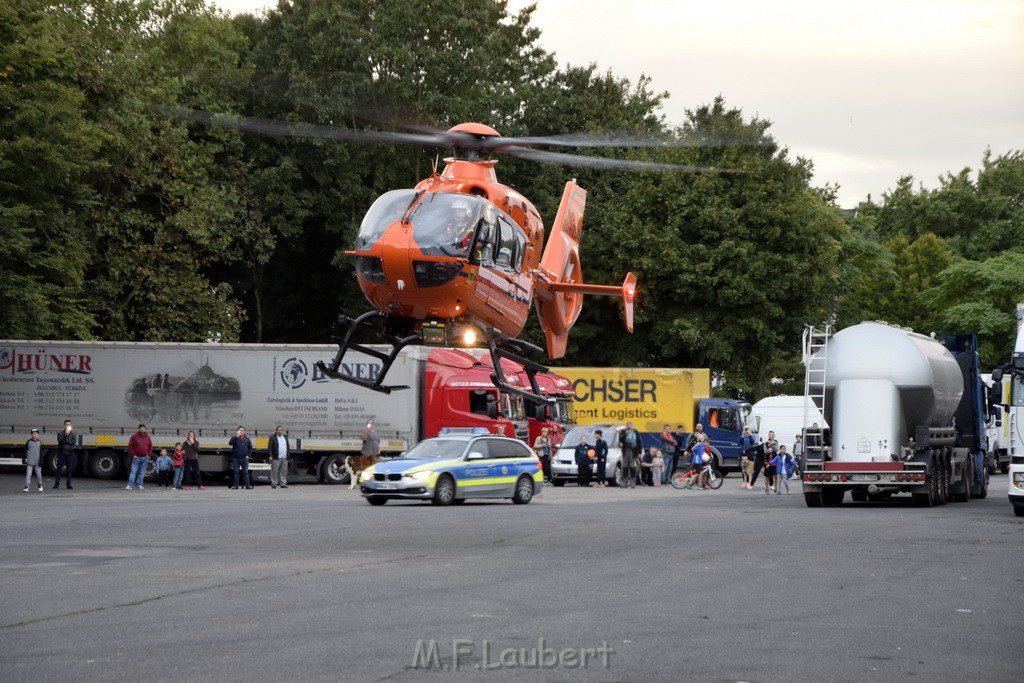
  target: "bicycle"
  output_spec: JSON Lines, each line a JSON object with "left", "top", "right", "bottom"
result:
{"left": 670, "top": 462, "right": 723, "bottom": 490}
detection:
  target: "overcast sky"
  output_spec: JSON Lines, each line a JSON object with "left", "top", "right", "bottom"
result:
{"left": 213, "top": 0, "right": 1023, "bottom": 208}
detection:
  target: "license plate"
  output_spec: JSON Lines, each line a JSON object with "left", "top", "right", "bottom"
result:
{"left": 377, "top": 482, "right": 398, "bottom": 490}
{"left": 849, "top": 474, "right": 879, "bottom": 482}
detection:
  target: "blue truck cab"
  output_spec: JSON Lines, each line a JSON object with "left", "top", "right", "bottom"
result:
{"left": 641, "top": 397, "right": 755, "bottom": 473}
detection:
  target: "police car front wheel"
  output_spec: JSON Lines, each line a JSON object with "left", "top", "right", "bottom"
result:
{"left": 512, "top": 475, "right": 534, "bottom": 504}
{"left": 432, "top": 475, "right": 456, "bottom": 506}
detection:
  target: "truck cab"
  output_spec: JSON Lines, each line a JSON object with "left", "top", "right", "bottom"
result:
{"left": 423, "top": 349, "right": 524, "bottom": 440}
{"left": 694, "top": 398, "right": 755, "bottom": 472}
{"left": 523, "top": 371, "right": 576, "bottom": 449}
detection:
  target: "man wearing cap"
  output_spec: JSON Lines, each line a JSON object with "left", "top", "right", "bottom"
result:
{"left": 24, "top": 429, "right": 44, "bottom": 492}
{"left": 54, "top": 419, "right": 77, "bottom": 489}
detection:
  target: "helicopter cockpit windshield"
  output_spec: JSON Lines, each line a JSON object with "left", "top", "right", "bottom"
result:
{"left": 355, "top": 189, "right": 417, "bottom": 251}
{"left": 409, "top": 192, "right": 489, "bottom": 257}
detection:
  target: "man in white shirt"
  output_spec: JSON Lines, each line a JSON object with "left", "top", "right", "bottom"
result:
{"left": 269, "top": 425, "right": 290, "bottom": 489}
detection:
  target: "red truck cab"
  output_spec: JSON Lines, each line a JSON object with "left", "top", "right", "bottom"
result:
{"left": 422, "top": 349, "right": 524, "bottom": 439}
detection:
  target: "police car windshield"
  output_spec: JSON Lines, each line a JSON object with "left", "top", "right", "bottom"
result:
{"left": 401, "top": 438, "right": 468, "bottom": 459}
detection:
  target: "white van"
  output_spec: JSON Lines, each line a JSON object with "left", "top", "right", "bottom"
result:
{"left": 551, "top": 424, "right": 627, "bottom": 486}
{"left": 750, "top": 395, "right": 827, "bottom": 451}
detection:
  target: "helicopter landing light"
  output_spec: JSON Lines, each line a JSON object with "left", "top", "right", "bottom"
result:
{"left": 455, "top": 324, "right": 481, "bottom": 347}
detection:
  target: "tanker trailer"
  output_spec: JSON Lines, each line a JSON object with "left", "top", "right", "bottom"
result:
{"left": 801, "top": 322, "right": 989, "bottom": 507}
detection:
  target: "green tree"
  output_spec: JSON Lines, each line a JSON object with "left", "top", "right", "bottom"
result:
{"left": 919, "top": 253, "right": 1024, "bottom": 366}
{"left": 870, "top": 149, "right": 1024, "bottom": 261}
{"left": 846, "top": 232, "right": 954, "bottom": 331}
{"left": 0, "top": 0, "right": 102, "bottom": 338}
{"left": 62, "top": 0, "right": 252, "bottom": 341}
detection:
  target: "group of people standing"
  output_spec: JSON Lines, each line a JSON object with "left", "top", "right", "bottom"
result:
{"left": 21, "top": 421, "right": 295, "bottom": 492}
{"left": 739, "top": 428, "right": 802, "bottom": 494}
{"left": 125, "top": 423, "right": 207, "bottom": 490}
{"left": 23, "top": 420, "right": 78, "bottom": 492}
{"left": 529, "top": 420, "right": 805, "bottom": 493}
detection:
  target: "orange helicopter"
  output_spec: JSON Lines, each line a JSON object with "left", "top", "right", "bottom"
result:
{"left": 316, "top": 122, "right": 643, "bottom": 400}
{"left": 151, "top": 108, "right": 732, "bottom": 401}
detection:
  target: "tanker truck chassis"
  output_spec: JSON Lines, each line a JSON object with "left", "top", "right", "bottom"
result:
{"left": 800, "top": 323, "right": 990, "bottom": 508}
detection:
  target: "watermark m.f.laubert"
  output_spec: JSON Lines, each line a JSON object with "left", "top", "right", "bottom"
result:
{"left": 412, "top": 638, "right": 615, "bottom": 671}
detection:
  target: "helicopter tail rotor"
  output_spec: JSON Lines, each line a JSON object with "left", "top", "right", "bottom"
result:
{"left": 534, "top": 182, "right": 636, "bottom": 359}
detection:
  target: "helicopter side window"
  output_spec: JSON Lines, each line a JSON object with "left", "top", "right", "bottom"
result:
{"left": 510, "top": 229, "right": 526, "bottom": 273}
{"left": 472, "top": 215, "right": 497, "bottom": 265}
{"left": 494, "top": 215, "right": 520, "bottom": 271}
{"left": 355, "top": 189, "right": 417, "bottom": 250}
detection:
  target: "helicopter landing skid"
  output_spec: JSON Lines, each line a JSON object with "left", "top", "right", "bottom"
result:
{"left": 483, "top": 329, "right": 555, "bottom": 405}
{"left": 315, "top": 311, "right": 419, "bottom": 394}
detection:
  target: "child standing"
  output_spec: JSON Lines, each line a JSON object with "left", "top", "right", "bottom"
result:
{"left": 24, "top": 428, "right": 44, "bottom": 492}
{"left": 650, "top": 448, "right": 664, "bottom": 487}
{"left": 155, "top": 449, "right": 173, "bottom": 490}
{"left": 171, "top": 443, "right": 186, "bottom": 490}
{"left": 776, "top": 445, "right": 792, "bottom": 494}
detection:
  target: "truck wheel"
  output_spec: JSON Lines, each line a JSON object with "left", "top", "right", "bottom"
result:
{"left": 972, "top": 464, "right": 989, "bottom": 499}
{"left": 850, "top": 489, "right": 868, "bottom": 502}
{"left": 432, "top": 475, "right": 455, "bottom": 506}
{"left": 512, "top": 475, "right": 534, "bottom": 504}
{"left": 610, "top": 464, "right": 622, "bottom": 487}
{"left": 320, "top": 454, "right": 349, "bottom": 485}
{"left": 952, "top": 461, "right": 972, "bottom": 502}
{"left": 1014, "top": 505, "right": 1024, "bottom": 518}
{"left": 938, "top": 460, "right": 949, "bottom": 505}
{"left": 43, "top": 449, "right": 59, "bottom": 475}
{"left": 366, "top": 496, "right": 387, "bottom": 506}
{"left": 143, "top": 458, "right": 157, "bottom": 482}
{"left": 89, "top": 450, "right": 121, "bottom": 479}
{"left": 1001, "top": 462, "right": 1010, "bottom": 474}
{"left": 551, "top": 479, "right": 565, "bottom": 487}
{"left": 804, "top": 492, "right": 823, "bottom": 508}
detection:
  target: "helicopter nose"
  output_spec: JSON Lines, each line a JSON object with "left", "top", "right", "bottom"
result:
{"left": 377, "top": 222, "right": 416, "bottom": 291}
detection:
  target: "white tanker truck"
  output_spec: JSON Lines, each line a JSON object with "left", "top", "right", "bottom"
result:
{"left": 801, "top": 322, "right": 990, "bottom": 508}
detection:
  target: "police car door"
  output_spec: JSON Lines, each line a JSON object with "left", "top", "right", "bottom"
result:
{"left": 458, "top": 438, "right": 502, "bottom": 497}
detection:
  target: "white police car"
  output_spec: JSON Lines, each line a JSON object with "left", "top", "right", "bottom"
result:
{"left": 357, "top": 430, "right": 544, "bottom": 506}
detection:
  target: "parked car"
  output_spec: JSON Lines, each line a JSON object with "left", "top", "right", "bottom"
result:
{"left": 356, "top": 431, "right": 543, "bottom": 505}
{"left": 551, "top": 424, "right": 628, "bottom": 487}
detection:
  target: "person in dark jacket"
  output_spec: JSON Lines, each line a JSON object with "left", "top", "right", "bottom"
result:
{"left": 54, "top": 420, "right": 77, "bottom": 489}
{"left": 574, "top": 435, "right": 592, "bottom": 488}
{"left": 619, "top": 423, "right": 642, "bottom": 489}
{"left": 593, "top": 429, "right": 609, "bottom": 488}
{"left": 228, "top": 425, "right": 253, "bottom": 489}
{"left": 740, "top": 426, "right": 757, "bottom": 489}
{"left": 182, "top": 431, "right": 203, "bottom": 490}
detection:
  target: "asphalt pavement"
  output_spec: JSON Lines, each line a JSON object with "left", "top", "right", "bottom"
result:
{"left": 0, "top": 470, "right": 1020, "bottom": 682}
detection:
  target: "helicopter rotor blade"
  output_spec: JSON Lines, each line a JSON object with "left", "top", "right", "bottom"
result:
{"left": 147, "top": 105, "right": 745, "bottom": 173}
{"left": 504, "top": 146, "right": 743, "bottom": 174}
{"left": 146, "top": 104, "right": 448, "bottom": 147}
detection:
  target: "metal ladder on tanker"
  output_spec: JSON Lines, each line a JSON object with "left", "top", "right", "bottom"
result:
{"left": 802, "top": 324, "right": 832, "bottom": 465}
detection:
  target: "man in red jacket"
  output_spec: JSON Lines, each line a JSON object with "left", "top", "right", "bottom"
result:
{"left": 126, "top": 424, "right": 152, "bottom": 490}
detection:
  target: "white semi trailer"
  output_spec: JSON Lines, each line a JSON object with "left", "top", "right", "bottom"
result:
{"left": 0, "top": 341, "right": 524, "bottom": 484}
{"left": 801, "top": 322, "right": 990, "bottom": 507}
